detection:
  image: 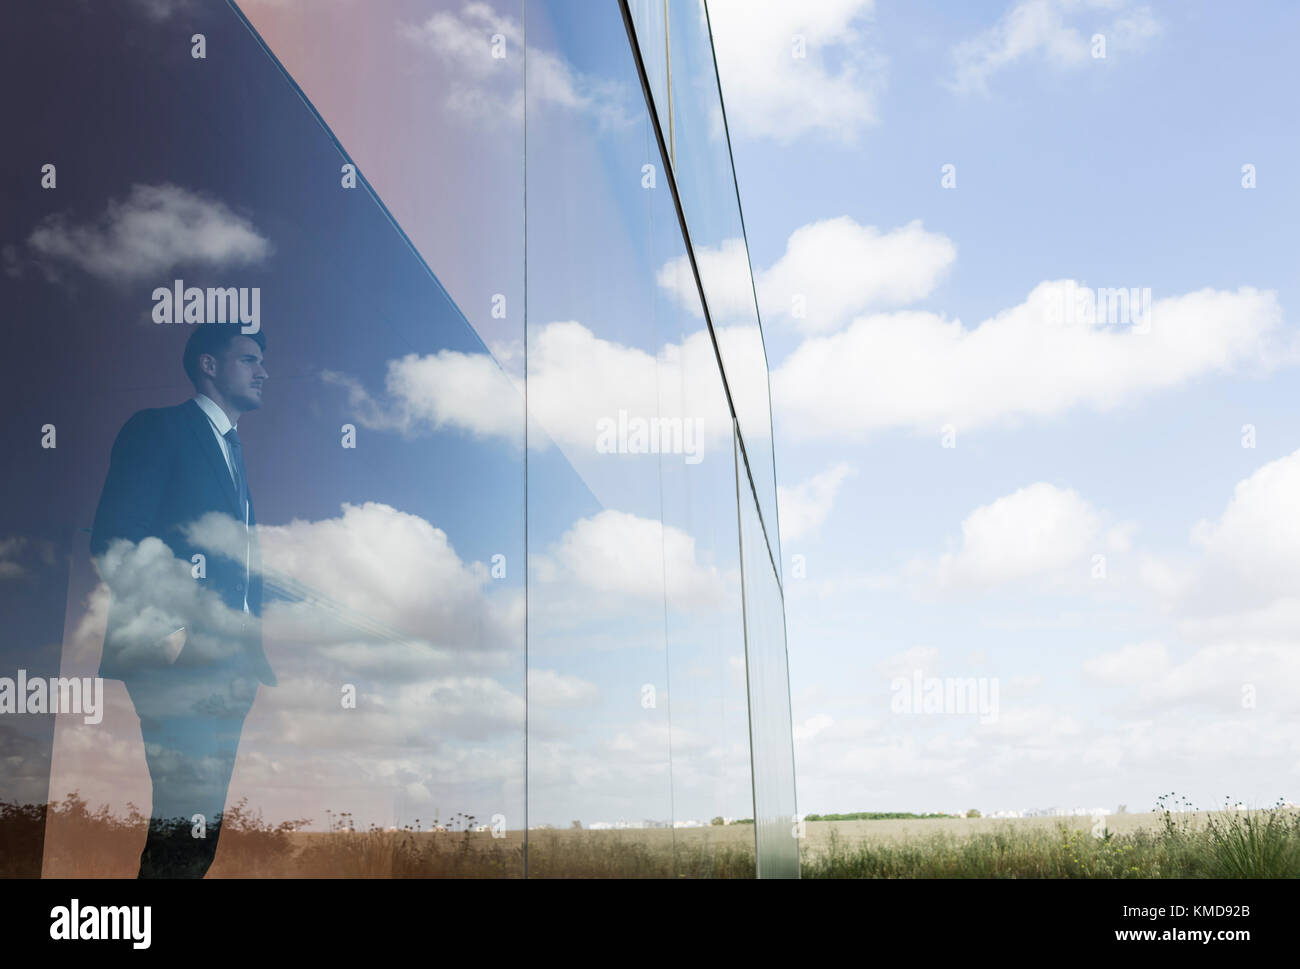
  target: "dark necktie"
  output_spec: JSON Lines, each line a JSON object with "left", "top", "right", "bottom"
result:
{"left": 223, "top": 426, "right": 249, "bottom": 521}
{"left": 224, "top": 426, "right": 252, "bottom": 618}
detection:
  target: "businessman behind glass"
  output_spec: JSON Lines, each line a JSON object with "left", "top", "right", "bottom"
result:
{"left": 91, "top": 323, "right": 274, "bottom": 878}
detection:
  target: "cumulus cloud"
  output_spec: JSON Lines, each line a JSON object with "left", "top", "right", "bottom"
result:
{"left": 777, "top": 462, "right": 856, "bottom": 541}
{"left": 1185, "top": 448, "right": 1300, "bottom": 612}
{"left": 773, "top": 283, "right": 1288, "bottom": 439}
{"left": 23, "top": 183, "right": 272, "bottom": 282}
{"left": 757, "top": 219, "right": 956, "bottom": 333}
{"left": 399, "top": 2, "right": 634, "bottom": 128}
{"left": 65, "top": 501, "right": 531, "bottom": 830}
{"left": 60, "top": 497, "right": 748, "bottom": 831}
{"left": 322, "top": 351, "right": 523, "bottom": 444}
{"left": 324, "top": 319, "right": 751, "bottom": 460}
{"left": 949, "top": 0, "right": 1160, "bottom": 95}
{"left": 250, "top": 501, "right": 509, "bottom": 655}
{"left": 86, "top": 500, "right": 519, "bottom": 679}
{"left": 790, "top": 450, "right": 1300, "bottom": 814}
{"left": 1139, "top": 448, "right": 1300, "bottom": 644}
{"left": 524, "top": 321, "right": 732, "bottom": 456}
{"left": 935, "top": 483, "right": 1118, "bottom": 587}
{"left": 1086, "top": 455, "right": 1300, "bottom": 716}
{"left": 325, "top": 227, "right": 787, "bottom": 468}
{"left": 656, "top": 237, "right": 757, "bottom": 324}
{"left": 708, "top": 0, "right": 883, "bottom": 142}
{"left": 536, "top": 509, "right": 730, "bottom": 612}
{"left": 91, "top": 534, "right": 253, "bottom": 670}
{"left": 658, "top": 220, "right": 957, "bottom": 334}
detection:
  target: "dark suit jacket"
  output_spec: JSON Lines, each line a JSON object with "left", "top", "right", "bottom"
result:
{"left": 90, "top": 399, "right": 275, "bottom": 686}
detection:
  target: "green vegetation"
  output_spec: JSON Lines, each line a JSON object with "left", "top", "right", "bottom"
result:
{"left": 801, "top": 796, "right": 1300, "bottom": 878}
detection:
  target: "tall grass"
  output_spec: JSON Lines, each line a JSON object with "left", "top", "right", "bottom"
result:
{"left": 13, "top": 792, "right": 756, "bottom": 877}
{"left": 801, "top": 797, "right": 1300, "bottom": 878}
{"left": 12, "top": 791, "right": 1300, "bottom": 877}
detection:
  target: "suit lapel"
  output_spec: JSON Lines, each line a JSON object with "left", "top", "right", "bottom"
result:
{"left": 182, "top": 399, "right": 242, "bottom": 518}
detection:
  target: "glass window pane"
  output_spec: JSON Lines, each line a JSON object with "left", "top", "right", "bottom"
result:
{"left": 16, "top": 0, "right": 526, "bottom": 877}
{"left": 524, "top": 0, "right": 675, "bottom": 875}
{"left": 737, "top": 431, "right": 799, "bottom": 877}
{"left": 664, "top": 0, "right": 783, "bottom": 576}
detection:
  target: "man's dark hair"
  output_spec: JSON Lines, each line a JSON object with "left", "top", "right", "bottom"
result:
{"left": 183, "top": 325, "right": 267, "bottom": 388}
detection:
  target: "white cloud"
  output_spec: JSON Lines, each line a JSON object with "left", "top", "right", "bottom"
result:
{"left": 63, "top": 500, "right": 752, "bottom": 831}
{"left": 709, "top": 0, "right": 883, "bottom": 142}
{"left": 1186, "top": 448, "right": 1300, "bottom": 611}
{"left": 325, "top": 319, "right": 748, "bottom": 457}
{"left": 91, "top": 534, "right": 254, "bottom": 669}
{"left": 25, "top": 183, "right": 272, "bottom": 282}
{"left": 399, "top": 2, "right": 634, "bottom": 128}
{"left": 758, "top": 219, "right": 956, "bottom": 333}
{"left": 936, "top": 483, "right": 1107, "bottom": 587}
{"left": 777, "top": 462, "right": 855, "bottom": 541}
{"left": 773, "top": 282, "right": 1289, "bottom": 439}
{"left": 656, "top": 237, "right": 757, "bottom": 323}
{"left": 322, "top": 351, "right": 522, "bottom": 443}
{"left": 1130, "top": 448, "right": 1300, "bottom": 645}
{"left": 177, "top": 499, "right": 520, "bottom": 668}
{"left": 251, "top": 501, "right": 506, "bottom": 654}
{"left": 788, "top": 448, "right": 1300, "bottom": 814}
{"left": 658, "top": 220, "right": 956, "bottom": 334}
{"left": 524, "top": 321, "right": 732, "bottom": 455}
{"left": 950, "top": 0, "right": 1160, "bottom": 95}
{"left": 538, "top": 509, "right": 729, "bottom": 612}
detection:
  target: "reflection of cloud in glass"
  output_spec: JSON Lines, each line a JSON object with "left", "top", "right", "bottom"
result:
{"left": 541, "top": 509, "right": 728, "bottom": 611}
{"left": 21, "top": 183, "right": 271, "bottom": 282}
{"left": 321, "top": 352, "right": 522, "bottom": 443}
{"left": 321, "top": 324, "right": 747, "bottom": 457}
{"left": 399, "top": 2, "right": 636, "bottom": 129}
{"left": 92, "top": 533, "right": 253, "bottom": 670}
{"left": 186, "top": 500, "right": 520, "bottom": 659}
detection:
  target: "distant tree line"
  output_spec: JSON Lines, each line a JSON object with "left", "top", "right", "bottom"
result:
{"left": 805, "top": 811, "right": 959, "bottom": 822}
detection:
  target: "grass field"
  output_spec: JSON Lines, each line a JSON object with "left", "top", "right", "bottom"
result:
{"left": 12, "top": 793, "right": 1300, "bottom": 877}
{"left": 800, "top": 804, "right": 1300, "bottom": 878}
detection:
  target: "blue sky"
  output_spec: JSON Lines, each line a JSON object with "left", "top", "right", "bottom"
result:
{"left": 709, "top": 0, "right": 1300, "bottom": 815}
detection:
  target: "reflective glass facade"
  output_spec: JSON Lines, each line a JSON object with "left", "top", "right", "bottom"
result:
{"left": 1, "top": 0, "right": 794, "bottom": 878}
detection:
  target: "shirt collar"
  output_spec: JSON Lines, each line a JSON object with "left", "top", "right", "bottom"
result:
{"left": 193, "top": 393, "right": 236, "bottom": 435}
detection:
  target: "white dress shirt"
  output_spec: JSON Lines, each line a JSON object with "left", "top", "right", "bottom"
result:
{"left": 193, "top": 394, "right": 250, "bottom": 614}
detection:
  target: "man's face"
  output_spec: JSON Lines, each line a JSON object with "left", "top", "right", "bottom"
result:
{"left": 208, "top": 336, "right": 267, "bottom": 412}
